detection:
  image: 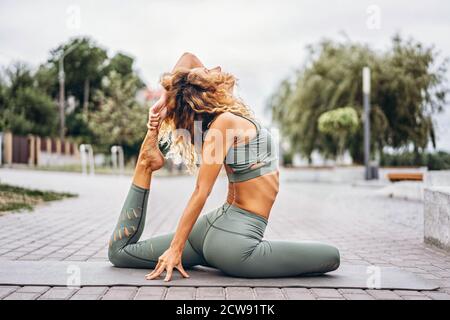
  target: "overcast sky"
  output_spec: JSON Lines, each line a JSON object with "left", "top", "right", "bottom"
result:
{"left": 1, "top": 0, "right": 449, "bottom": 150}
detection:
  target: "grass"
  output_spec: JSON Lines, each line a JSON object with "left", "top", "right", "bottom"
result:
{"left": 0, "top": 183, "right": 77, "bottom": 214}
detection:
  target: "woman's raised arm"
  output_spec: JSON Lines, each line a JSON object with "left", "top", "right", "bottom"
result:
{"left": 149, "top": 52, "right": 204, "bottom": 117}
{"left": 146, "top": 112, "right": 236, "bottom": 281}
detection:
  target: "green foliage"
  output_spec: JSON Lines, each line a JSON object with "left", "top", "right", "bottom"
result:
{"left": 0, "top": 36, "right": 146, "bottom": 158}
{"left": 380, "top": 151, "right": 450, "bottom": 170}
{"left": 282, "top": 150, "right": 294, "bottom": 166}
{"left": 49, "top": 37, "right": 108, "bottom": 106}
{"left": 318, "top": 107, "right": 359, "bottom": 135}
{"left": 269, "top": 35, "right": 449, "bottom": 163}
{"left": 88, "top": 71, "right": 147, "bottom": 155}
{"left": 2, "top": 87, "right": 57, "bottom": 136}
{"left": 0, "top": 63, "right": 58, "bottom": 136}
{"left": 318, "top": 107, "right": 359, "bottom": 157}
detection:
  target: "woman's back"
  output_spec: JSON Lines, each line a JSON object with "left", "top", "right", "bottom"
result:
{"left": 221, "top": 112, "right": 279, "bottom": 219}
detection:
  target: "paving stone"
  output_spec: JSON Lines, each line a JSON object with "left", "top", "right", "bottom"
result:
{"left": 3, "top": 292, "right": 41, "bottom": 300}
{"left": 2, "top": 251, "right": 25, "bottom": 258}
{"left": 366, "top": 290, "right": 403, "bottom": 300}
{"left": 393, "top": 290, "right": 426, "bottom": 297}
{"left": 338, "top": 288, "right": 365, "bottom": 294}
{"left": 102, "top": 287, "right": 137, "bottom": 300}
{"left": 38, "top": 287, "right": 77, "bottom": 300}
{"left": 402, "top": 295, "right": 432, "bottom": 300}
{"left": 165, "top": 287, "right": 196, "bottom": 300}
{"left": 311, "top": 288, "right": 343, "bottom": 299}
{"left": 134, "top": 287, "right": 166, "bottom": 300}
{"left": 422, "top": 291, "right": 450, "bottom": 300}
{"left": 70, "top": 294, "right": 102, "bottom": 300}
{"left": 16, "top": 286, "right": 50, "bottom": 294}
{"left": 282, "top": 288, "right": 315, "bottom": 300}
{"left": 73, "top": 287, "right": 108, "bottom": 294}
{"left": 253, "top": 288, "right": 285, "bottom": 300}
{"left": 0, "top": 286, "right": 19, "bottom": 299}
{"left": 196, "top": 287, "right": 226, "bottom": 300}
{"left": 225, "top": 287, "right": 255, "bottom": 300}
{"left": 343, "top": 293, "right": 375, "bottom": 300}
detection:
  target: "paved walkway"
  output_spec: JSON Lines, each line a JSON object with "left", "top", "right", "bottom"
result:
{"left": 0, "top": 168, "right": 450, "bottom": 300}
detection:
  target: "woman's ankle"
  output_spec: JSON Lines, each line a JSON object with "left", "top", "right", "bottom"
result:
{"left": 132, "top": 158, "right": 152, "bottom": 189}
{"left": 137, "top": 129, "right": 165, "bottom": 172}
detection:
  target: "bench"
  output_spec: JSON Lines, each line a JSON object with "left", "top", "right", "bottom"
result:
{"left": 387, "top": 173, "right": 423, "bottom": 182}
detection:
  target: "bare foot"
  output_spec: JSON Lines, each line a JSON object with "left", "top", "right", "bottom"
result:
{"left": 139, "top": 128, "right": 165, "bottom": 172}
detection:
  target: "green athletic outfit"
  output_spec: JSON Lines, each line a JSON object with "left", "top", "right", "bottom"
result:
{"left": 108, "top": 114, "right": 340, "bottom": 277}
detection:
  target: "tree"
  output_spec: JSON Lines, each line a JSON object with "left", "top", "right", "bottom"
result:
{"left": 49, "top": 37, "right": 108, "bottom": 115}
{"left": 88, "top": 71, "right": 147, "bottom": 156}
{"left": 0, "top": 75, "right": 7, "bottom": 130}
{"left": 318, "top": 107, "right": 359, "bottom": 161}
{"left": 0, "top": 63, "right": 58, "bottom": 136}
{"left": 268, "top": 35, "right": 449, "bottom": 164}
{"left": 0, "top": 36, "right": 147, "bottom": 157}
{"left": 44, "top": 37, "right": 145, "bottom": 145}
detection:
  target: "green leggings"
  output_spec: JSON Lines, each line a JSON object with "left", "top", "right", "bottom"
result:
{"left": 108, "top": 184, "right": 340, "bottom": 278}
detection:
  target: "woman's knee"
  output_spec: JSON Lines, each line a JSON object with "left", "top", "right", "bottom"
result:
{"left": 108, "top": 245, "right": 121, "bottom": 267}
{"left": 108, "top": 244, "right": 131, "bottom": 268}
{"left": 323, "top": 245, "right": 340, "bottom": 272}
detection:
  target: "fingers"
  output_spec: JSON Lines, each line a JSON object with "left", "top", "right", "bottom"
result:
{"left": 176, "top": 264, "right": 190, "bottom": 278}
{"left": 147, "top": 120, "right": 160, "bottom": 130}
{"left": 148, "top": 111, "right": 160, "bottom": 119}
{"left": 146, "top": 266, "right": 164, "bottom": 280}
{"left": 164, "top": 266, "right": 173, "bottom": 282}
{"left": 148, "top": 113, "right": 160, "bottom": 122}
{"left": 145, "top": 261, "right": 160, "bottom": 278}
{"left": 146, "top": 261, "right": 165, "bottom": 280}
{"left": 147, "top": 113, "right": 160, "bottom": 131}
{"left": 145, "top": 264, "right": 189, "bottom": 282}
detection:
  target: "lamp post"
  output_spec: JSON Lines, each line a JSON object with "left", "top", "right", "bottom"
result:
{"left": 363, "top": 67, "right": 371, "bottom": 180}
{"left": 58, "top": 43, "right": 79, "bottom": 143}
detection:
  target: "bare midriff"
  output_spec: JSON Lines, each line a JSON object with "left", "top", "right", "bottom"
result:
{"left": 226, "top": 168, "right": 279, "bottom": 220}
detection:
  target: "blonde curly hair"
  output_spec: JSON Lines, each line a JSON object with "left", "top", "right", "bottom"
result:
{"left": 157, "top": 67, "right": 253, "bottom": 172}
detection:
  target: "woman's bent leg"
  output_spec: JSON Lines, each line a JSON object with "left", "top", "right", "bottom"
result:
{"left": 108, "top": 127, "right": 205, "bottom": 269}
{"left": 206, "top": 236, "right": 340, "bottom": 278}
{"left": 241, "top": 240, "right": 340, "bottom": 278}
{"left": 203, "top": 205, "right": 340, "bottom": 278}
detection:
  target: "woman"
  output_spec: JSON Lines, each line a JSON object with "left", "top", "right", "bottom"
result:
{"left": 108, "top": 52, "right": 340, "bottom": 281}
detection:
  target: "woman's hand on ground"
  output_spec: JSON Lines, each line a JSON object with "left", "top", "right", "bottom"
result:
{"left": 145, "top": 247, "right": 190, "bottom": 282}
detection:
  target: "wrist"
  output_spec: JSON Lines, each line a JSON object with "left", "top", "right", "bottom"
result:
{"left": 170, "top": 242, "right": 184, "bottom": 253}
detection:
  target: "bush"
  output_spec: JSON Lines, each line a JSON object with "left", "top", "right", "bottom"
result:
{"left": 282, "top": 151, "right": 294, "bottom": 166}
{"left": 380, "top": 151, "right": 450, "bottom": 170}
{"left": 427, "top": 151, "right": 450, "bottom": 170}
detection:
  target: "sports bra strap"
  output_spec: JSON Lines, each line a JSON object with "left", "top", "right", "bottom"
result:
{"left": 235, "top": 113, "right": 261, "bottom": 133}
{"left": 206, "top": 112, "right": 260, "bottom": 133}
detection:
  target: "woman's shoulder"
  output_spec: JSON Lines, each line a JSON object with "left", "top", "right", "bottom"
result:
{"left": 208, "top": 112, "right": 240, "bottom": 130}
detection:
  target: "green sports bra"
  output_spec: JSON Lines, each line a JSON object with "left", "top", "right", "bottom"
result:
{"left": 222, "top": 114, "right": 279, "bottom": 183}
{"left": 158, "top": 113, "right": 279, "bottom": 182}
